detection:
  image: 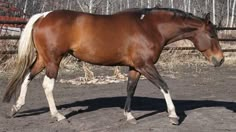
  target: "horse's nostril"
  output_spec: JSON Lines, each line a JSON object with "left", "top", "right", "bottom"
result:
{"left": 212, "top": 57, "right": 224, "bottom": 67}
{"left": 220, "top": 57, "right": 225, "bottom": 65}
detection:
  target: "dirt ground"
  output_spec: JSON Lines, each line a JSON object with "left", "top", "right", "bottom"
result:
{"left": 0, "top": 64, "right": 236, "bottom": 132}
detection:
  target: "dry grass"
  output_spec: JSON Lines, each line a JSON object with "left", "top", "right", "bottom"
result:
{"left": 1, "top": 38, "right": 235, "bottom": 86}
{"left": 218, "top": 30, "right": 236, "bottom": 66}
{"left": 1, "top": 38, "right": 236, "bottom": 74}
{"left": 158, "top": 40, "right": 208, "bottom": 71}
{"left": 0, "top": 40, "right": 18, "bottom": 71}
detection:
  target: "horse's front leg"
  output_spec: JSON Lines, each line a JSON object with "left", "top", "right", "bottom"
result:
{"left": 42, "top": 64, "right": 66, "bottom": 121}
{"left": 138, "top": 64, "right": 179, "bottom": 125}
{"left": 42, "top": 75, "right": 65, "bottom": 121}
{"left": 124, "top": 67, "right": 140, "bottom": 124}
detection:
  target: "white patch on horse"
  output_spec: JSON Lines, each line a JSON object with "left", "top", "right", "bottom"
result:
{"left": 43, "top": 75, "right": 65, "bottom": 121}
{"left": 140, "top": 14, "right": 145, "bottom": 20}
{"left": 13, "top": 73, "right": 31, "bottom": 111}
{"left": 161, "top": 89, "right": 179, "bottom": 119}
{"left": 124, "top": 112, "right": 135, "bottom": 120}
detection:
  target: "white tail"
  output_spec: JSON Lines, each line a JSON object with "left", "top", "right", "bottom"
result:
{"left": 3, "top": 11, "right": 51, "bottom": 102}
{"left": 18, "top": 11, "right": 51, "bottom": 61}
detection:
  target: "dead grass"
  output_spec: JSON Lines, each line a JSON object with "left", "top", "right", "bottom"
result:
{"left": 218, "top": 30, "right": 236, "bottom": 66}
{"left": 0, "top": 40, "right": 18, "bottom": 71}
{"left": 1, "top": 38, "right": 236, "bottom": 74}
{"left": 158, "top": 40, "right": 208, "bottom": 73}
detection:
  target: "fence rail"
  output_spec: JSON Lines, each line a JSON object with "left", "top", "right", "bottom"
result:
{"left": 0, "top": 20, "right": 236, "bottom": 54}
{"left": 0, "top": 20, "right": 27, "bottom": 25}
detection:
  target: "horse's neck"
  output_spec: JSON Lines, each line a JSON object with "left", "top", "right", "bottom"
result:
{"left": 165, "top": 19, "right": 203, "bottom": 44}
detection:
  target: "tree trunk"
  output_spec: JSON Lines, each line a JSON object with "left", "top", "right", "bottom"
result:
{"left": 66, "top": 0, "right": 70, "bottom": 9}
{"left": 184, "top": 0, "right": 187, "bottom": 12}
{"left": 170, "top": 0, "right": 174, "bottom": 8}
{"left": 41, "top": 0, "right": 46, "bottom": 12}
{"left": 226, "top": 0, "right": 230, "bottom": 27}
{"left": 89, "top": 0, "right": 94, "bottom": 13}
{"left": 23, "top": 0, "right": 28, "bottom": 18}
{"left": 148, "top": 0, "right": 151, "bottom": 8}
{"left": 188, "top": 0, "right": 191, "bottom": 12}
{"left": 106, "top": 0, "right": 110, "bottom": 15}
{"left": 205, "top": 0, "right": 208, "bottom": 12}
{"left": 212, "top": 0, "right": 216, "bottom": 24}
{"left": 76, "top": 0, "right": 85, "bottom": 12}
{"left": 141, "top": 0, "right": 143, "bottom": 8}
{"left": 127, "top": 0, "right": 130, "bottom": 8}
{"left": 119, "top": 0, "right": 123, "bottom": 11}
{"left": 230, "top": 0, "right": 236, "bottom": 27}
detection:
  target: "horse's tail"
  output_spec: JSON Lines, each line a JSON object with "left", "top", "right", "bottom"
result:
{"left": 2, "top": 11, "right": 51, "bottom": 103}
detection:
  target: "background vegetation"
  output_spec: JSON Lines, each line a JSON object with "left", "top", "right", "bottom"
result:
{"left": 0, "top": 0, "right": 235, "bottom": 75}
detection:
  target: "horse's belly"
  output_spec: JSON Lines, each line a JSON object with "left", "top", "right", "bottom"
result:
{"left": 72, "top": 46, "right": 126, "bottom": 66}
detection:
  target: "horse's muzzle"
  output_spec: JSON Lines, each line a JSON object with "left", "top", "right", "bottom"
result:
{"left": 212, "top": 57, "right": 224, "bottom": 67}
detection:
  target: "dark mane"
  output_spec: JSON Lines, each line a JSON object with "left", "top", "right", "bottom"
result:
{"left": 120, "top": 7, "right": 204, "bottom": 21}
{"left": 151, "top": 7, "right": 204, "bottom": 21}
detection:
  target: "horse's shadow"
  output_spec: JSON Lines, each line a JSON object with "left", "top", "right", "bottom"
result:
{"left": 16, "top": 96, "right": 236, "bottom": 124}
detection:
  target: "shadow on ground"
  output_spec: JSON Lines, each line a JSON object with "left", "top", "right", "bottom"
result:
{"left": 13, "top": 96, "right": 236, "bottom": 124}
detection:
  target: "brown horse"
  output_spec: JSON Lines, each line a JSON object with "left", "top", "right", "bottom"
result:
{"left": 3, "top": 8, "right": 224, "bottom": 125}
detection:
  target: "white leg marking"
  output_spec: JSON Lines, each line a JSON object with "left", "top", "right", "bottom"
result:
{"left": 13, "top": 73, "right": 31, "bottom": 112}
{"left": 124, "top": 112, "right": 135, "bottom": 121}
{"left": 43, "top": 76, "right": 65, "bottom": 121}
{"left": 161, "top": 89, "right": 179, "bottom": 119}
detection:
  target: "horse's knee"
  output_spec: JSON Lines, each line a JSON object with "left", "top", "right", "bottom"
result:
{"left": 45, "top": 64, "right": 59, "bottom": 79}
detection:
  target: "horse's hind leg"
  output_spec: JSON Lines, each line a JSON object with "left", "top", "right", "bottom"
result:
{"left": 10, "top": 73, "right": 31, "bottom": 117}
{"left": 124, "top": 67, "right": 140, "bottom": 124}
{"left": 11, "top": 57, "right": 45, "bottom": 117}
{"left": 43, "top": 63, "right": 65, "bottom": 121}
{"left": 137, "top": 64, "right": 179, "bottom": 125}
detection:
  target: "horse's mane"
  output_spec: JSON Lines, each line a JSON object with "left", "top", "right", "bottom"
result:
{"left": 152, "top": 8, "right": 204, "bottom": 21}
{"left": 119, "top": 7, "right": 204, "bottom": 21}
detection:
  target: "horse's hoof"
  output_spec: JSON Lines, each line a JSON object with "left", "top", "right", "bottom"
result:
{"left": 169, "top": 117, "right": 179, "bottom": 125}
{"left": 52, "top": 112, "right": 66, "bottom": 121}
{"left": 127, "top": 118, "right": 137, "bottom": 124}
{"left": 59, "top": 119, "right": 70, "bottom": 125}
{"left": 5, "top": 111, "right": 16, "bottom": 119}
{"left": 8, "top": 106, "right": 18, "bottom": 118}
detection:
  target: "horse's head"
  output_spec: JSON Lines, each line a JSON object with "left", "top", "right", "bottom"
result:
{"left": 191, "top": 13, "right": 224, "bottom": 67}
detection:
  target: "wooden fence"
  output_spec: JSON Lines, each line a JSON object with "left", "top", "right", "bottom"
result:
{"left": 0, "top": 20, "right": 236, "bottom": 54}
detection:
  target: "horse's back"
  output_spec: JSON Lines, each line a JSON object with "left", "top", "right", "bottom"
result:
{"left": 33, "top": 10, "right": 143, "bottom": 66}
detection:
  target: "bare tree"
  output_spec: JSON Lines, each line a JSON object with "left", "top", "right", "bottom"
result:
{"left": 226, "top": 0, "right": 230, "bottom": 27}
{"left": 76, "top": 0, "right": 85, "bottom": 12}
{"left": 23, "top": 0, "right": 28, "bottom": 18}
{"left": 212, "top": 0, "right": 216, "bottom": 24}
{"left": 148, "top": 0, "right": 151, "bottom": 8}
{"left": 170, "top": 0, "right": 174, "bottom": 8}
{"left": 106, "top": 0, "right": 110, "bottom": 15}
{"left": 127, "top": 0, "right": 130, "bottom": 8}
{"left": 184, "top": 0, "right": 187, "bottom": 12}
{"left": 188, "top": 0, "right": 191, "bottom": 12}
{"left": 230, "top": 0, "right": 236, "bottom": 27}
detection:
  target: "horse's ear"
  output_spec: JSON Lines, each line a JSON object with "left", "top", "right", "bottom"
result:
{"left": 204, "top": 13, "right": 211, "bottom": 24}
